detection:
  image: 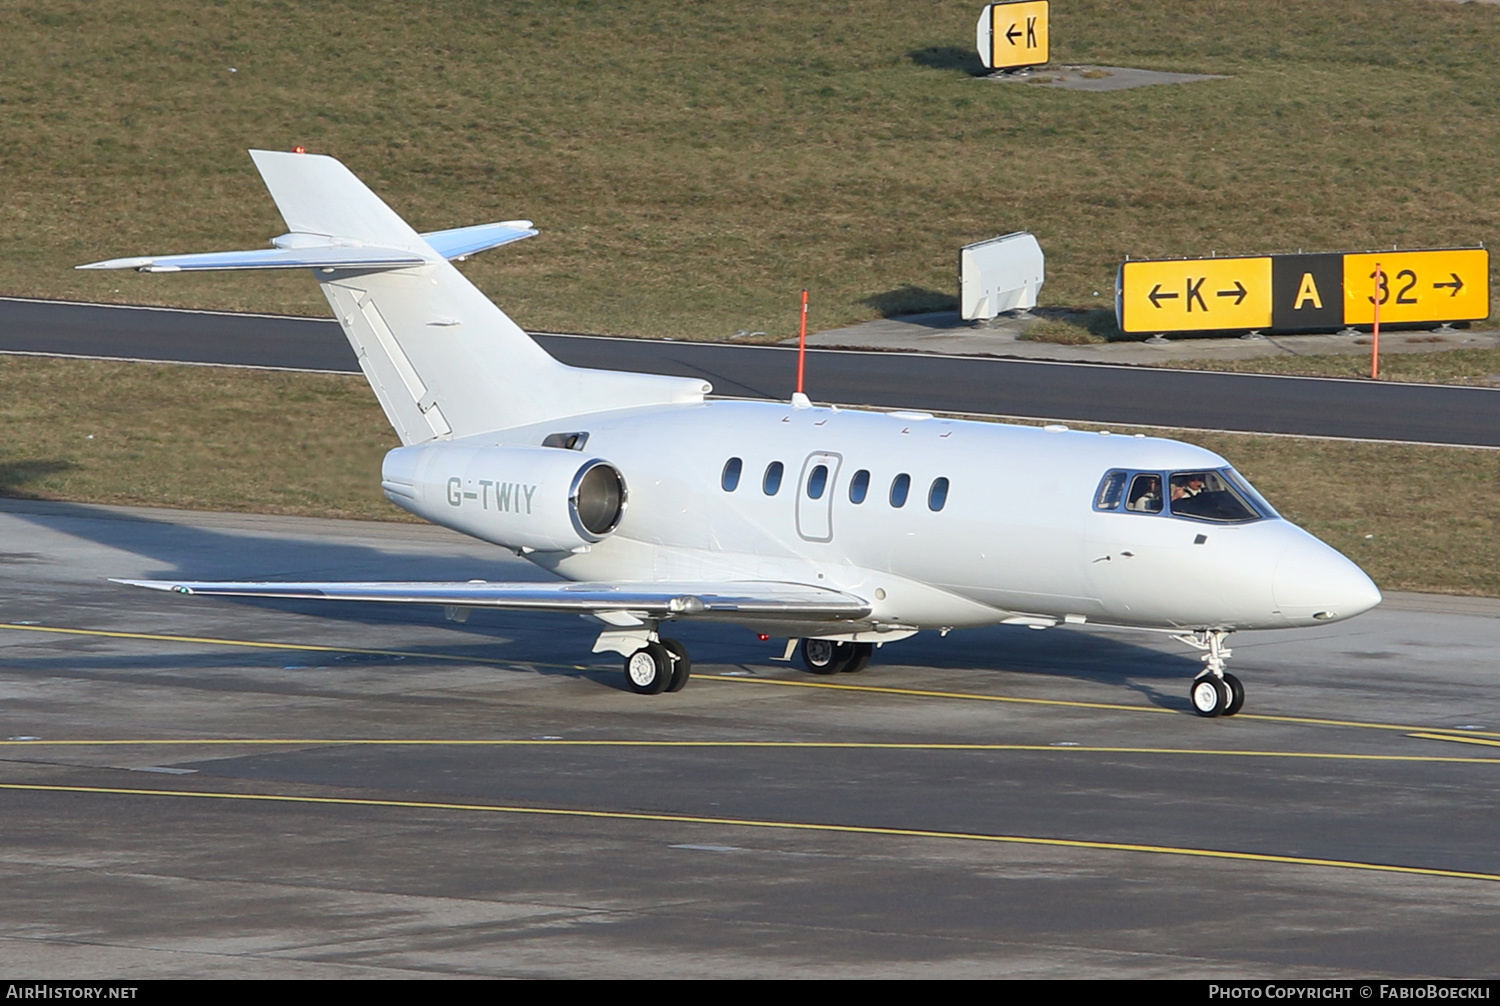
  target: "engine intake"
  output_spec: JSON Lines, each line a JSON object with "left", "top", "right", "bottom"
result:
{"left": 382, "top": 443, "right": 627, "bottom": 552}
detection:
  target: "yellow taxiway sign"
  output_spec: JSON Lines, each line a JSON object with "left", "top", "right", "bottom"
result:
{"left": 1119, "top": 257, "right": 1272, "bottom": 334}
{"left": 980, "top": 1, "right": 1049, "bottom": 71}
{"left": 1341, "top": 249, "right": 1489, "bottom": 326}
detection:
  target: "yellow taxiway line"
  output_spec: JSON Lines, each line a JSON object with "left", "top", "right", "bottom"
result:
{"left": 0, "top": 736, "right": 1497, "bottom": 765}
{"left": 4, "top": 621, "right": 1497, "bottom": 741}
{"left": 3, "top": 780, "right": 1498, "bottom": 884}
{"left": 1407, "top": 732, "right": 1500, "bottom": 749}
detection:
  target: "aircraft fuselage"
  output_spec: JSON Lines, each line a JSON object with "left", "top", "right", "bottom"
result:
{"left": 386, "top": 398, "right": 1381, "bottom": 637}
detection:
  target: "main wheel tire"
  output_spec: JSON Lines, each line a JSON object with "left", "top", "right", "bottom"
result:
{"left": 841, "top": 642, "right": 874, "bottom": 674}
{"left": 801, "top": 638, "right": 851, "bottom": 675}
{"left": 624, "top": 642, "right": 672, "bottom": 695}
{"left": 1190, "top": 675, "right": 1228, "bottom": 717}
{"left": 662, "top": 638, "right": 692, "bottom": 693}
{"left": 1221, "top": 671, "right": 1245, "bottom": 716}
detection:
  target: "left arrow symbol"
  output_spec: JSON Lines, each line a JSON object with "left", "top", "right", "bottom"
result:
{"left": 1215, "top": 281, "right": 1248, "bottom": 305}
{"left": 1148, "top": 284, "right": 1180, "bottom": 308}
{"left": 1005, "top": 23, "right": 1022, "bottom": 45}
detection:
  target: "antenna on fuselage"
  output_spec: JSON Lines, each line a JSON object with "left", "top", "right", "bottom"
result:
{"left": 793, "top": 288, "right": 810, "bottom": 407}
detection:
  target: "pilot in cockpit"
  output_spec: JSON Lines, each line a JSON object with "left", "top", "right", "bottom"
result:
{"left": 1171, "top": 474, "right": 1207, "bottom": 501}
{"left": 1126, "top": 474, "right": 1162, "bottom": 512}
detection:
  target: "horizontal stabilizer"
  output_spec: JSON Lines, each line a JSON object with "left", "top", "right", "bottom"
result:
{"left": 112, "top": 578, "right": 872, "bottom": 621}
{"left": 420, "top": 221, "right": 537, "bottom": 259}
{"left": 77, "top": 244, "right": 427, "bottom": 273}
{"left": 77, "top": 221, "right": 536, "bottom": 273}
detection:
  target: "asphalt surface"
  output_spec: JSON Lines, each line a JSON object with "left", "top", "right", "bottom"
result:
{"left": 3, "top": 498, "right": 1499, "bottom": 977}
{"left": 3, "top": 296, "right": 1498, "bottom": 447}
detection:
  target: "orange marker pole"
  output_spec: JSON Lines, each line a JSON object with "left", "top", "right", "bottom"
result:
{"left": 796, "top": 289, "right": 809, "bottom": 396}
{"left": 1371, "top": 264, "right": 1383, "bottom": 380}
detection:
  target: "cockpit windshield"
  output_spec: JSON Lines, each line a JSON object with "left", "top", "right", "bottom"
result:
{"left": 1093, "top": 466, "right": 1273, "bottom": 523}
{"left": 1167, "top": 470, "right": 1261, "bottom": 522}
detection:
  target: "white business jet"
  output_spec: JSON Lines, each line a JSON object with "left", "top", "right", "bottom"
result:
{"left": 83, "top": 150, "right": 1381, "bottom": 717}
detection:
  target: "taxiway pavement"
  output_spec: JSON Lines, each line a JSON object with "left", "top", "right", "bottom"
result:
{"left": 3, "top": 297, "right": 1497, "bottom": 447}
{"left": 2, "top": 499, "right": 1498, "bottom": 977}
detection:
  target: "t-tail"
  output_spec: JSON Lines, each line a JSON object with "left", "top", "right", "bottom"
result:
{"left": 79, "top": 150, "right": 709, "bottom": 444}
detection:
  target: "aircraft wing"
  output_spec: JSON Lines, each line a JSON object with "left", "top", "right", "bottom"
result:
{"left": 111, "top": 578, "right": 872, "bottom": 621}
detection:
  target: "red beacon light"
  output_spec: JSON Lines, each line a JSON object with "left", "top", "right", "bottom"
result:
{"left": 292, "top": 146, "right": 306, "bottom": 154}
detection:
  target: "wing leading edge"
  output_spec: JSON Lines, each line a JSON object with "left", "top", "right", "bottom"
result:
{"left": 110, "top": 578, "right": 872, "bottom": 622}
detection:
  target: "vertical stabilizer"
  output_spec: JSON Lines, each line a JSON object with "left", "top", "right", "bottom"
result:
{"left": 244, "top": 150, "right": 707, "bottom": 444}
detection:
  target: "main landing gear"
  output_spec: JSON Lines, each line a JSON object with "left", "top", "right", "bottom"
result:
{"left": 622, "top": 637, "right": 691, "bottom": 695}
{"left": 1175, "top": 629, "right": 1244, "bottom": 718}
{"left": 800, "top": 638, "right": 874, "bottom": 675}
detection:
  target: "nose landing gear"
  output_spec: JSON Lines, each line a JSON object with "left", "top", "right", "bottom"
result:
{"left": 1175, "top": 629, "right": 1244, "bottom": 718}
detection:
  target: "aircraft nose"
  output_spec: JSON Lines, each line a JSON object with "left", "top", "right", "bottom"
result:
{"left": 1273, "top": 538, "right": 1382, "bottom": 624}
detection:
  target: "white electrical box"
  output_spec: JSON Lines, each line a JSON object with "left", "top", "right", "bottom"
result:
{"left": 960, "top": 231, "right": 1045, "bottom": 321}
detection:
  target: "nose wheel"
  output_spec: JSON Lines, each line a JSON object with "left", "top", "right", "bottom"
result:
{"left": 1175, "top": 630, "right": 1244, "bottom": 718}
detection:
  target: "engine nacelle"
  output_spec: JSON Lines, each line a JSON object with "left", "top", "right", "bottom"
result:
{"left": 381, "top": 442, "right": 627, "bottom": 553}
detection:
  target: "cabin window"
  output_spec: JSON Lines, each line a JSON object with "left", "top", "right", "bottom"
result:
{"left": 1125, "top": 473, "right": 1164, "bottom": 514}
{"left": 1093, "top": 470, "right": 1127, "bottom": 511}
{"left": 763, "top": 461, "right": 784, "bottom": 496}
{"left": 849, "top": 469, "right": 870, "bottom": 504}
{"left": 1168, "top": 470, "right": 1262, "bottom": 523}
{"left": 721, "top": 457, "right": 742, "bottom": 492}
{"left": 807, "top": 464, "right": 828, "bottom": 500}
{"left": 928, "top": 477, "right": 949, "bottom": 512}
{"left": 889, "top": 473, "right": 911, "bottom": 508}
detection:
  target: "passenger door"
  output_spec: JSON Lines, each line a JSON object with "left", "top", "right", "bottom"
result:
{"left": 795, "top": 452, "right": 841, "bottom": 543}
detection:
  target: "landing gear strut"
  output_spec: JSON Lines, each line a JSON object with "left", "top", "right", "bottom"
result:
{"left": 1173, "top": 629, "right": 1244, "bottom": 718}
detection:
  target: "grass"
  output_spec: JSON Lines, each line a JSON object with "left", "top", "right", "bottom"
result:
{"left": 1159, "top": 344, "right": 1500, "bottom": 385}
{"left": 2, "top": 1, "right": 1499, "bottom": 342}
{"left": 2, "top": 356, "right": 1495, "bottom": 597}
{"left": 1020, "top": 308, "right": 1116, "bottom": 344}
{"left": 0, "top": 356, "right": 401, "bottom": 520}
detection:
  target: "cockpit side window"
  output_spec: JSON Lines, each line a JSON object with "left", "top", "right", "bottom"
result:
{"left": 1094, "top": 470, "right": 1128, "bottom": 511}
{"left": 1168, "top": 469, "right": 1263, "bottom": 522}
{"left": 1125, "top": 473, "right": 1164, "bottom": 514}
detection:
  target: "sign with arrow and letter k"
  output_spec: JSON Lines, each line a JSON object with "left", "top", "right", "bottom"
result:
{"left": 978, "top": 1, "right": 1049, "bottom": 71}
{"left": 1119, "top": 257, "right": 1272, "bottom": 334}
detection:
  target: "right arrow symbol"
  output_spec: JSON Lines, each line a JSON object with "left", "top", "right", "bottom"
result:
{"left": 1433, "top": 273, "right": 1464, "bottom": 296}
{"left": 1216, "top": 281, "right": 1248, "bottom": 306}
